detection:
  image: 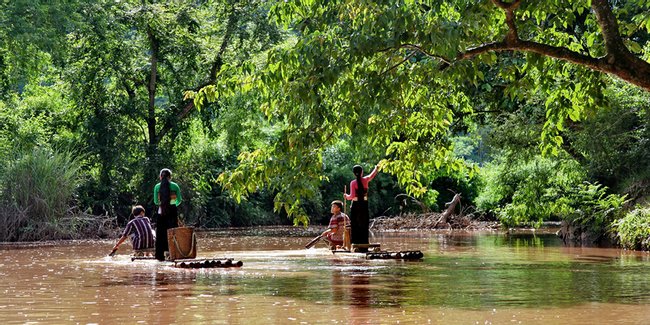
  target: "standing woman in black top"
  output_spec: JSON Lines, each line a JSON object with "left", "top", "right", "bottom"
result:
{"left": 344, "top": 163, "right": 380, "bottom": 249}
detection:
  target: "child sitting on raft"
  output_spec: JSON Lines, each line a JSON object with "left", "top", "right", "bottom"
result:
{"left": 321, "top": 200, "right": 350, "bottom": 250}
{"left": 109, "top": 205, "right": 156, "bottom": 257}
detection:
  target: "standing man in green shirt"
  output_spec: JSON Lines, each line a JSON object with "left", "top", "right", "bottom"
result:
{"left": 153, "top": 168, "right": 182, "bottom": 261}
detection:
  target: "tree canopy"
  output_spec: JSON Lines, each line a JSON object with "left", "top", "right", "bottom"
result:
{"left": 1, "top": 0, "right": 650, "bottom": 240}
{"left": 1, "top": 0, "right": 289, "bottom": 222}
{"left": 203, "top": 0, "right": 650, "bottom": 223}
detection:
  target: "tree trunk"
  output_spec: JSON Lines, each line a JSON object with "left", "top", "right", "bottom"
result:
{"left": 146, "top": 27, "right": 159, "bottom": 149}
{"left": 440, "top": 193, "right": 461, "bottom": 224}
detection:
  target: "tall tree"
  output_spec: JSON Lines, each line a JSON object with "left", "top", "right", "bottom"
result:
{"left": 209, "top": 0, "right": 650, "bottom": 222}
{"left": 63, "top": 0, "right": 283, "bottom": 210}
{"left": 1, "top": 0, "right": 284, "bottom": 215}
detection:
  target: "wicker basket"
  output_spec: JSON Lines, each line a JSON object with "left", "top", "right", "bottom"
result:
{"left": 167, "top": 227, "right": 197, "bottom": 261}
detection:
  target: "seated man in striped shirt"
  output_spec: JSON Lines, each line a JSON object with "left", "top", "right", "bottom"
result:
{"left": 321, "top": 200, "right": 350, "bottom": 250}
{"left": 109, "top": 205, "right": 156, "bottom": 257}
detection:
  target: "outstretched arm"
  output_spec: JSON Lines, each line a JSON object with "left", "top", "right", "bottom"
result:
{"left": 109, "top": 236, "right": 128, "bottom": 256}
{"left": 365, "top": 164, "right": 380, "bottom": 182}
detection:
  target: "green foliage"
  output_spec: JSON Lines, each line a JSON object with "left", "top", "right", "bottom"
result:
{"left": 200, "top": 0, "right": 650, "bottom": 223}
{"left": 568, "top": 82, "right": 650, "bottom": 193}
{"left": 0, "top": 78, "right": 78, "bottom": 162}
{"left": 612, "top": 206, "right": 650, "bottom": 250}
{"left": 477, "top": 154, "right": 586, "bottom": 226}
{"left": 0, "top": 47, "right": 10, "bottom": 98}
{"left": 0, "top": 148, "right": 82, "bottom": 241}
{"left": 0, "top": 98, "right": 48, "bottom": 156}
{"left": 212, "top": 1, "right": 486, "bottom": 220}
{"left": 476, "top": 146, "right": 627, "bottom": 230}
{"left": 2, "top": 0, "right": 650, "bottom": 237}
{"left": 0, "top": 0, "right": 292, "bottom": 231}
{"left": 552, "top": 182, "right": 627, "bottom": 234}
{"left": 172, "top": 121, "right": 280, "bottom": 227}
{"left": 37, "top": 0, "right": 285, "bottom": 218}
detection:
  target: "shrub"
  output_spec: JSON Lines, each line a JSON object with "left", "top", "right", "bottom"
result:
{"left": 476, "top": 154, "right": 585, "bottom": 227}
{"left": 612, "top": 207, "right": 650, "bottom": 250}
{"left": 0, "top": 148, "right": 84, "bottom": 241}
{"left": 552, "top": 182, "right": 628, "bottom": 235}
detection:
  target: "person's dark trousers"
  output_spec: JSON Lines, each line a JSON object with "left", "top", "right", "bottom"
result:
{"left": 350, "top": 200, "right": 369, "bottom": 246}
{"left": 155, "top": 205, "right": 179, "bottom": 261}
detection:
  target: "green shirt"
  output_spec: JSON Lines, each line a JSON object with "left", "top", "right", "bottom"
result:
{"left": 153, "top": 181, "right": 182, "bottom": 206}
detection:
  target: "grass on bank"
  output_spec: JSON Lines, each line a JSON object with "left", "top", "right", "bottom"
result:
{"left": 0, "top": 148, "right": 115, "bottom": 241}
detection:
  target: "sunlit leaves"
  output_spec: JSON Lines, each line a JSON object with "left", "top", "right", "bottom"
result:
{"left": 198, "top": 0, "right": 650, "bottom": 223}
{"left": 613, "top": 207, "right": 650, "bottom": 250}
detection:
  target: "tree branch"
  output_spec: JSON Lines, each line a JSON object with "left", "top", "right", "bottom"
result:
{"left": 401, "top": 43, "right": 451, "bottom": 64}
{"left": 590, "top": 0, "right": 627, "bottom": 59}
{"left": 451, "top": 0, "right": 650, "bottom": 91}
{"left": 380, "top": 51, "right": 417, "bottom": 76}
{"left": 159, "top": 57, "right": 184, "bottom": 89}
{"left": 209, "top": 11, "right": 238, "bottom": 83}
{"left": 407, "top": 0, "right": 650, "bottom": 91}
{"left": 490, "top": 0, "right": 521, "bottom": 43}
{"left": 459, "top": 40, "right": 602, "bottom": 70}
{"left": 146, "top": 27, "right": 159, "bottom": 145}
{"left": 121, "top": 79, "right": 135, "bottom": 103}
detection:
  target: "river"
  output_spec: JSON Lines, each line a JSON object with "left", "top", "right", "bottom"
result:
{"left": 1, "top": 229, "right": 649, "bottom": 324}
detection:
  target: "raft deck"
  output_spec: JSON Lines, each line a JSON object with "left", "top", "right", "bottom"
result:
{"left": 332, "top": 250, "right": 424, "bottom": 260}
{"left": 331, "top": 243, "right": 424, "bottom": 260}
{"left": 130, "top": 256, "right": 244, "bottom": 268}
{"left": 174, "top": 258, "right": 243, "bottom": 268}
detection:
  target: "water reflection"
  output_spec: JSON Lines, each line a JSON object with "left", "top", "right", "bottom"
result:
{"left": 1, "top": 231, "right": 649, "bottom": 324}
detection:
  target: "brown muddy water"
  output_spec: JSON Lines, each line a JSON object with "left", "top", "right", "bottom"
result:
{"left": 1, "top": 229, "right": 649, "bottom": 324}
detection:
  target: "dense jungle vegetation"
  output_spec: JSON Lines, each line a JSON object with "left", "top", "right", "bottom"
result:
{"left": 1, "top": 0, "right": 649, "bottom": 249}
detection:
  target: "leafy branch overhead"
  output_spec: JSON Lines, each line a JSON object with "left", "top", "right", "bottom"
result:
{"left": 2, "top": 0, "right": 650, "bottom": 232}
{"left": 195, "top": 0, "right": 650, "bottom": 221}
{"left": 458, "top": 0, "right": 650, "bottom": 91}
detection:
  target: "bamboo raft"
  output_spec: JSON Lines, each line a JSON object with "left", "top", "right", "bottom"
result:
{"left": 332, "top": 250, "right": 424, "bottom": 260}
{"left": 174, "top": 258, "right": 243, "bottom": 269}
{"left": 331, "top": 244, "right": 424, "bottom": 260}
{"left": 130, "top": 256, "right": 158, "bottom": 262}
{"left": 130, "top": 256, "right": 243, "bottom": 268}
{"left": 366, "top": 250, "right": 424, "bottom": 260}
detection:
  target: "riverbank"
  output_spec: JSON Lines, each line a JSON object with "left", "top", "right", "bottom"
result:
{"left": 197, "top": 214, "right": 503, "bottom": 238}
{"left": 0, "top": 216, "right": 573, "bottom": 244}
{"left": 369, "top": 213, "right": 501, "bottom": 231}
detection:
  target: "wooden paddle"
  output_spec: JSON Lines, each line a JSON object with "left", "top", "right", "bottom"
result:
{"left": 343, "top": 185, "right": 351, "bottom": 251}
{"left": 304, "top": 234, "right": 323, "bottom": 249}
